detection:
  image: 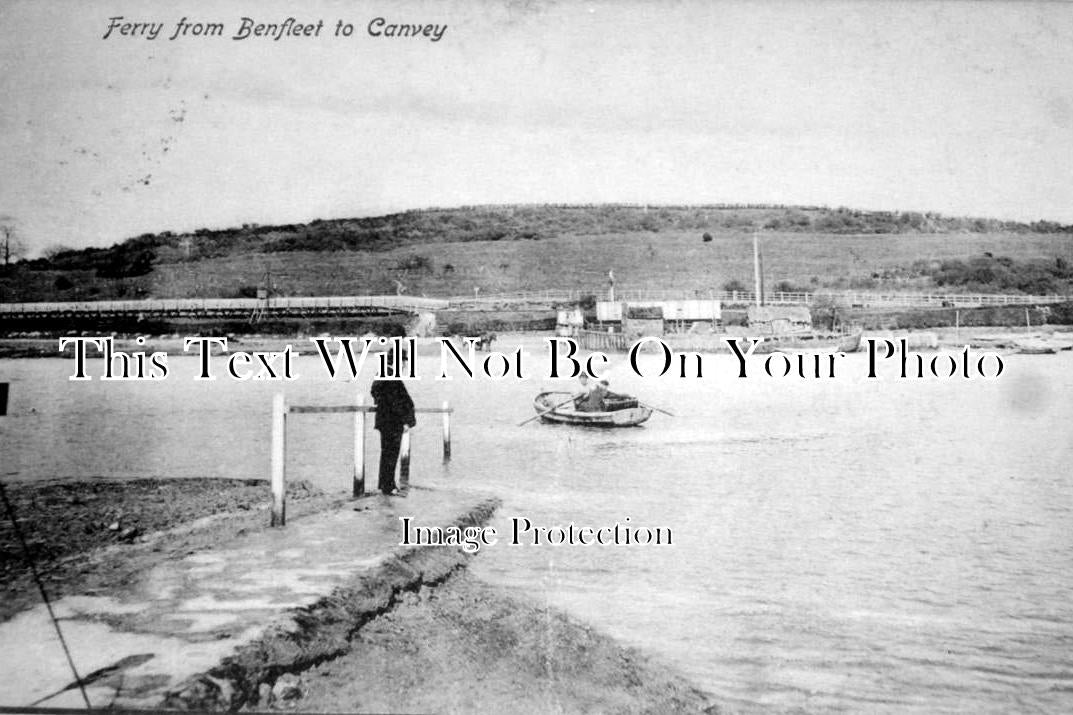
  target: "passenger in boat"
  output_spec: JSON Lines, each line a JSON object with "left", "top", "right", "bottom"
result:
{"left": 370, "top": 348, "right": 416, "bottom": 496}
{"left": 573, "top": 374, "right": 589, "bottom": 409}
{"left": 573, "top": 374, "right": 596, "bottom": 411}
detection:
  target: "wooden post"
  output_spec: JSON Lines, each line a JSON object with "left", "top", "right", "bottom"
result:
{"left": 271, "top": 393, "right": 287, "bottom": 527}
{"left": 1025, "top": 307, "right": 1031, "bottom": 331}
{"left": 753, "top": 232, "right": 764, "bottom": 307}
{"left": 399, "top": 431, "right": 411, "bottom": 491}
{"left": 353, "top": 394, "right": 365, "bottom": 497}
{"left": 442, "top": 401, "right": 451, "bottom": 463}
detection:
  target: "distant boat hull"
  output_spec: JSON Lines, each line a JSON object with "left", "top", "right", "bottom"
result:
{"left": 1016, "top": 339, "right": 1057, "bottom": 354}
{"left": 533, "top": 392, "right": 653, "bottom": 427}
{"left": 837, "top": 331, "right": 863, "bottom": 353}
{"left": 750, "top": 330, "right": 862, "bottom": 353}
{"left": 971, "top": 334, "right": 1073, "bottom": 353}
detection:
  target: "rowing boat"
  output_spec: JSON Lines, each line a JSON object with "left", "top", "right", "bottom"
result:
{"left": 533, "top": 391, "right": 653, "bottom": 427}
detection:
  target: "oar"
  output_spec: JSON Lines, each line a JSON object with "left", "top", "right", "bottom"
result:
{"left": 639, "top": 402, "right": 675, "bottom": 417}
{"left": 518, "top": 394, "right": 579, "bottom": 426}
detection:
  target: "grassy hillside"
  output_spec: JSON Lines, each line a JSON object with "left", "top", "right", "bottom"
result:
{"left": 3, "top": 205, "right": 1072, "bottom": 302}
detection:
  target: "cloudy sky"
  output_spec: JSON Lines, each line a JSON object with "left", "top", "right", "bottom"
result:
{"left": 2, "top": 0, "right": 1072, "bottom": 254}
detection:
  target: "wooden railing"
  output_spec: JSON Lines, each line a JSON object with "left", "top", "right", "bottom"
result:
{"left": 454, "top": 289, "right": 1070, "bottom": 308}
{"left": 270, "top": 393, "right": 453, "bottom": 526}
{"left": 577, "top": 330, "right": 633, "bottom": 351}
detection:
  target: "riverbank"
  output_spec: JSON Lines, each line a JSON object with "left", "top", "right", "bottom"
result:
{"left": 0, "top": 478, "right": 718, "bottom": 712}
{"left": 293, "top": 569, "right": 715, "bottom": 714}
{"left": 0, "top": 478, "right": 342, "bottom": 623}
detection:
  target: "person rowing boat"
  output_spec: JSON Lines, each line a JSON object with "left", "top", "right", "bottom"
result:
{"left": 575, "top": 375, "right": 635, "bottom": 412}
{"left": 573, "top": 374, "right": 606, "bottom": 412}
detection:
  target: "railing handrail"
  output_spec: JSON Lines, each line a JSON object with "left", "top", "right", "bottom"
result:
{"left": 452, "top": 289, "right": 1070, "bottom": 307}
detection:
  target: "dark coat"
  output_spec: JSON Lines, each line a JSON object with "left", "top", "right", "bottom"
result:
{"left": 370, "top": 379, "right": 416, "bottom": 432}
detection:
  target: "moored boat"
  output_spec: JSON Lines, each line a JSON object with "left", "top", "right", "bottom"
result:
{"left": 533, "top": 391, "right": 653, "bottom": 427}
{"left": 1015, "top": 338, "right": 1058, "bottom": 354}
{"left": 746, "top": 330, "right": 863, "bottom": 354}
{"left": 837, "top": 331, "right": 863, "bottom": 353}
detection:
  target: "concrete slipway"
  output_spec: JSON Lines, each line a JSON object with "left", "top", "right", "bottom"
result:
{"left": 0, "top": 488, "right": 498, "bottom": 710}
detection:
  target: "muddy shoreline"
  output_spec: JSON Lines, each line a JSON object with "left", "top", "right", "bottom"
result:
{"left": 0, "top": 478, "right": 344, "bottom": 623}
{"left": 0, "top": 478, "right": 719, "bottom": 712}
{"left": 290, "top": 570, "right": 715, "bottom": 714}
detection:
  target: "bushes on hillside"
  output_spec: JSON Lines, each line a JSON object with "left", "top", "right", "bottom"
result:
{"left": 722, "top": 279, "right": 748, "bottom": 293}
{"left": 773, "top": 280, "right": 805, "bottom": 293}
{"left": 96, "top": 248, "right": 155, "bottom": 278}
{"left": 928, "top": 254, "right": 1071, "bottom": 293}
{"left": 395, "top": 254, "right": 433, "bottom": 272}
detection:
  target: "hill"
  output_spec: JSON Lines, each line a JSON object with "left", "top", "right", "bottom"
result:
{"left": 3, "top": 204, "right": 1072, "bottom": 303}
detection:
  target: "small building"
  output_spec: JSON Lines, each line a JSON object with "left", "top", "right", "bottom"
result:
{"left": 595, "top": 300, "right": 721, "bottom": 331}
{"left": 556, "top": 308, "right": 584, "bottom": 337}
{"left": 622, "top": 305, "right": 664, "bottom": 339}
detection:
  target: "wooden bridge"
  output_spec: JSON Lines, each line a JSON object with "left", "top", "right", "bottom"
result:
{"left": 0, "top": 295, "right": 449, "bottom": 321}
{"left": 1, "top": 289, "right": 1067, "bottom": 324}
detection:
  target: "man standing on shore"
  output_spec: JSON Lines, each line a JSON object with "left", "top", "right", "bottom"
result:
{"left": 370, "top": 348, "right": 416, "bottom": 496}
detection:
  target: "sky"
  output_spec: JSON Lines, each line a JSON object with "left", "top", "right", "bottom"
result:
{"left": 2, "top": 0, "right": 1072, "bottom": 254}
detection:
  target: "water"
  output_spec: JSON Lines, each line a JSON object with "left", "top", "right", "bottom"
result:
{"left": 2, "top": 346, "right": 1072, "bottom": 712}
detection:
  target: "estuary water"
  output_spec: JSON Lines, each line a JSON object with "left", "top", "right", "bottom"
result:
{"left": 2, "top": 342, "right": 1072, "bottom": 713}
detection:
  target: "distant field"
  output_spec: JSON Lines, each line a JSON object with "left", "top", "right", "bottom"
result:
{"left": 140, "top": 230, "right": 1072, "bottom": 299}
